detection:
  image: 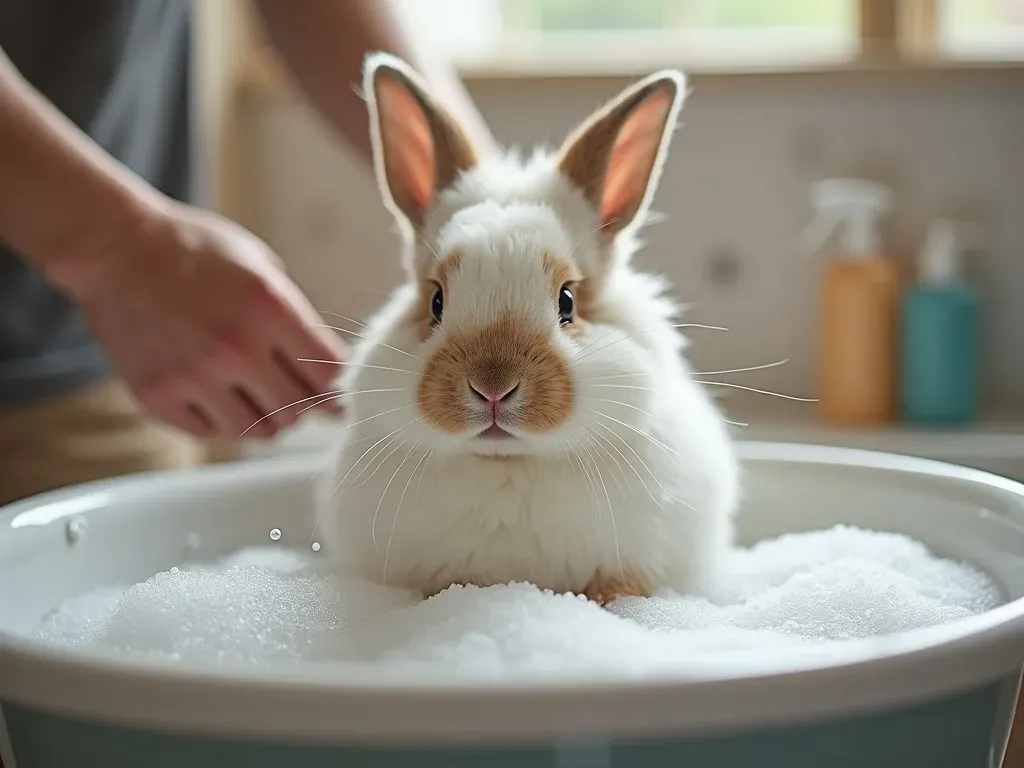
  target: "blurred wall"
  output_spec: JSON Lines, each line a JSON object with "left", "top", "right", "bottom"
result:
{"left": 236, "top": 70, "right": 1024, "bottom": 409}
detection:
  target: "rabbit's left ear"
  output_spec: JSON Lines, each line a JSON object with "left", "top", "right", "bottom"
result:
{"left": 557, "top": 71, "right": 685, "bottom": 236}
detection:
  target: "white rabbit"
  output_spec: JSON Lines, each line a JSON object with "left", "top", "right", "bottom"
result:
{"left": 317, "top": 52, "right": 739, "bottom": 605}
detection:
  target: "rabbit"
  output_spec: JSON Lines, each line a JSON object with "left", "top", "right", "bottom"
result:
{"left": 316, "top": 52, "right": 740, "bottom": 606}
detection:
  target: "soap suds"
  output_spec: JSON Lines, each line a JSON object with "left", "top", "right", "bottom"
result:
{"left": 34, "top": 526, "right": 1001, "bottom": 678}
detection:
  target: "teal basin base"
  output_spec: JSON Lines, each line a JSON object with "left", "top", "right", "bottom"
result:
{"left": 3, "top": 676, "right": 1017, "bottom": 768}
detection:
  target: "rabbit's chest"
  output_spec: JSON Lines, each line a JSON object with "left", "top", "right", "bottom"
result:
{"left": 325, "top": 442, "right": 714, "bottom": 595}
{"left": 381, "top": 458, "right": 697, "bottom": 592}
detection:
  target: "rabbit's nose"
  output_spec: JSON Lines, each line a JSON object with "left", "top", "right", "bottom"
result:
{"left": 468, "top": 380, "right": 520, "bottom": 403}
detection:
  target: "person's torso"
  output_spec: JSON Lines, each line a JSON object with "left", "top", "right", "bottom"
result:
{"left": 0, "top": 0, "right": 201, "bottom": 408}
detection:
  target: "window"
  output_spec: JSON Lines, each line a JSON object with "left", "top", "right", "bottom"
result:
{"left": 942, "top": 0, "right": 1024, "bottom": 59}
{"left": 394, "top": 0, "right": 860, "bottom": 73}
{"left": 249, "top": 1, "right": 1024, "bottom": 80}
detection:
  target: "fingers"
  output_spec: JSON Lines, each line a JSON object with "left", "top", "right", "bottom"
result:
{"left": 251, "top": 269, "right": 348, "bottom": 415}
{"left": 138, "top": 289, "right": 349, "bottom": 440}
{"left": 208, "top": 344, "right": 343, "bottom": 439}
{"left": 144, "top": 375, "right": 294, "bottom": 441}
{"left": 269, "top": 311, "right": 348, "bottom": 417}
{"left": 145, "top": 395, "right": 218, "bottom": 439}
{"left": 179, "top": 381, "right": 277, "bottom": 440}
{"left": 272, "top": 347, "right": 343, "bottom": 418}
{"left": 235, "top": 358, "right": 340, "bottom": 436}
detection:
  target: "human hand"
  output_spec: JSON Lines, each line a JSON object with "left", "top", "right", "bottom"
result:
{"left": 54, "top": 200, "right": 348, "bottom": 440}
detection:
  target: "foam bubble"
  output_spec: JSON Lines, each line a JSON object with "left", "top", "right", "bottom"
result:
{"left": 32, "top": 526, "right": 1002, "bottom": 677}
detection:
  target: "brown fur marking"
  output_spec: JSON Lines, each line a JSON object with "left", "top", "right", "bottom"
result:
{"left": 543, "top": 252, "right": 591, "bottom": 340}
{"left": 409, "top": 250, "right": 463, "bottom": 341}
{"left": 583, "top": 572, "right": 652, "bottom": 606}
{"left": 418, "top": 315, "right": 574, "bottom": 434}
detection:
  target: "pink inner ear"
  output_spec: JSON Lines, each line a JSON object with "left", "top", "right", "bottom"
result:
{"left": 600, "top": 89, "right": 673, "bottom": 228}
{"left": 378, "top": 77, "right": 436, "bottom": 212}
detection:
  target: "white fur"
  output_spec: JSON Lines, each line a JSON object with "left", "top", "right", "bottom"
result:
{"left": 317, "top": 58, "right": 739, "bottom": 597}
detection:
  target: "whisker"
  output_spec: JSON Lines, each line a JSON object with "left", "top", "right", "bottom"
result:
{"left": 429, "top": 450, "right": 442, "bottom": 485}
{"left": 313, "top": 325, "right": 421, "bottom": 362}
{"left": 573, "top": 322, "right": 729, "bottom": 365}
{"left": 420, "top": 235, "right": 442, "bottom": 262}
{"left": 585, "top": 393, "right": 747, "bottom": 429}
{"left": 582, "top": 396, "right": 665, "bottom": 425}
{"left": 383, "top": 446, "right": 432, "bottom": 586}
{"left": 316, "top": 312, "right": 370, "bottom": 329}
{"left": 587, "top": 408, "right": 696, "bottom": 473}
{"left": 584, "top": 372, "right": 650, "bottom": 382}
{"left": 566, "top": 431, "right": 601, "bottom": 518}
{"left": 581, "top": 427, "right": 628, "bottom": 498}
{"left": 297, "top": 397, "right": 340, "bottom": 418}
{"left": 329, "top": 431, "right": 399, "bottom": 506}
{"left": 302, "top": 402, "right": 415, "bottom": 427}
{"left": 587, "top": 384, "right": 654, "bottom": 392}
{"left": 349, "top": 433, "right": 406, "bottom": 502}
{"left": 240, "top": 390, "right": 341, "bottom": 437}
{"left": 298, "top": 389, "right": 410, "bottom": 418}
{"left": 303, "top": 428, "right": 383, "bottom": 535}
{"left": 414, "top": 439, "right": 437, "bottom": 507}
{"left": 568, "top": 220, "right": 613, "bottom": 259}
{"left": 584, "top": 418, "right": 652, "bottom": 501}
{"left": 373, "top": 427, "right": 429, "bottom": 567}
{"left": 333, "top": 387, "right": 411, "bottom": 398}
{"left": 587, "top": 416, "right": 696, "bottom": 513}
{"left": 556, "top": 435, "right": 579, "bottom": 478}
{"left": 692, "top": 381, "right": 817, "bottom": 402}
{"left": 578, "top": 436, "right": 624, "bottom": 581}
{"left": 354, "top": 422, "right": 421, "bottom": 492}
{"left": 329, "top": 417, "right": 423, "bottom": 503}
{"left": 297, "top": 359, "right": 419, "bottom": 375}
{"left": 696, "top": 358, "right": 789, "bottom": 377}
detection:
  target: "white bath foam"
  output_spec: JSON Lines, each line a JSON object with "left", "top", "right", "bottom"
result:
{"left": 32, "top": 526, "right": 1002, "bottom": 677}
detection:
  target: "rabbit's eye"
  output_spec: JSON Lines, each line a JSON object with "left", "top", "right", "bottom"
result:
{"left": 558, "top": 284, "right": 575, "bottom": 325}
{"left": 431, "top": 286, "right": 444, "bottom": 324}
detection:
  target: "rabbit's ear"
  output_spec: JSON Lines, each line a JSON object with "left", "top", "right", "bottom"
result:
{"left": 364, "top": 53, "right": 479, "bottom": 229}
{"left": 557, "top": 71, "right": 685, "bottom": 236}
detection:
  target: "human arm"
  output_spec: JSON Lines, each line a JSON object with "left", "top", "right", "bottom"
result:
{"left": 0, "top": 46, "right": 158, "bottom": 280}
{"left": 253, "top": 0, "right": 497, "bottom": 164}
{"left": 0, "top": 46, "right": 345, "bottom": 439}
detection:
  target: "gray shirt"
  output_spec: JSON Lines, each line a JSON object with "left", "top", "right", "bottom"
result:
{"left": 0, "top": 0, "right": 202, "bottom": 408}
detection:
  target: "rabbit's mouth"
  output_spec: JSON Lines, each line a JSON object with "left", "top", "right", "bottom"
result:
{"left": 478, "top": 424, "right": 515, "bottom": 440}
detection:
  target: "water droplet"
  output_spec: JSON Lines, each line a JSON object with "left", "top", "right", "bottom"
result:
{"left": 65, "top": 516, "right": 87, "bottom": 546}
{"left": 311, "top": 541, "right": 321, "bottom": 552}
{"left": 269, "top": 528, "right": 282, "bottom": 542}
{"left": 170, "top": 566, "right": 180, "bottom": 575}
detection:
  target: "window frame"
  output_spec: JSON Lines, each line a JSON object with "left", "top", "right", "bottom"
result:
{"left": 241, "top": 0, "right": 1024, "bottom": 89}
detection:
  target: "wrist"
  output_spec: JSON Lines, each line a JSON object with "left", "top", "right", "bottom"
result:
{"left": 42, "top": 179, "right": 171, "bottom": 303}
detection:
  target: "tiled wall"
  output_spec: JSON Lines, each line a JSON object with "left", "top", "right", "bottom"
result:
{"left": 239, "top": 69, "right": 1024, "bottom": 409}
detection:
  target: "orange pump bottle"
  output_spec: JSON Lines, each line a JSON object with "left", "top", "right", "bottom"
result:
{"left": 805, "top": 179, "right": 899, "bottom": 426}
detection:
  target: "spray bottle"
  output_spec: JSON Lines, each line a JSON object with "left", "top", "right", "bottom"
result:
{"left": 902, "top": 219, "right": 980, "bottom": 424}
{"left": 802, "top": 178, "right": 900, "bottom": 426}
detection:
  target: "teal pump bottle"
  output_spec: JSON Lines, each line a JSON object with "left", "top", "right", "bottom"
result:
{"left": 902, "top": 220, "right": 980, "bottom": 425}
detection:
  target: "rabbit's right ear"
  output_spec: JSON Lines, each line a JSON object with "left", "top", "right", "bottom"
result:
{"left": 364, "top": 53, "right": 479, "bottom": 230}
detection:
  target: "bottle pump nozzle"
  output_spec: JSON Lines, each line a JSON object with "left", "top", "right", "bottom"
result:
{"left": 919, "top": 218, "right": 980, "bottom": 285}
{"left": 800, "top": 178, "right": 894, "bottom": 259}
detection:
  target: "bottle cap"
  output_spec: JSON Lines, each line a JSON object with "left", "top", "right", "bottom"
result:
{"left": 801, "top": 178, "right": 893, "bottom": 260}
{"left": 918, "top": 219, "right": 979, "bottom": 285}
